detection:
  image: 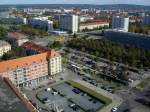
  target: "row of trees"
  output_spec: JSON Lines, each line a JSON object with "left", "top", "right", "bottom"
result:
{"left": 48, "top": 17, "right": 59, "bottom": 29}
{"left": 20, "top": 25, "right": 48, "bottom": 36}
{"left": 129, "top": 22, "right": 150, "bottom": 34}
{"left": 67, "top": 38, "right": 150, "bottom": 68}
{"left": 0, "top": 26, "right": 7, "bottom": 38}
{"left": 2, "top": 47, "right": 27, "bottom": 60}
{"left": 47, "top": 41, "right": 63, "bottom": 49}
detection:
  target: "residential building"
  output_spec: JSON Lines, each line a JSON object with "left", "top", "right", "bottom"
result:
{"left": 28, "top": 17, "right": 53, "bottom": 31}
{"left": 0, "top": 40, "right": 11, "bottom": 57}
{"left": 0, "top": 17, "right": 27, "bottom": 24}
{"left": 112, "top": 16, "right": 129, "bottom": 32}
{"left": 143, "top": 15, "right": 150, "bottom": 26}
{"left": 79, "top": 20, "right": 109, "bottom": 31}
{"left": 6, "top": 32, "right": 29, "bottom": 46}
{"left": 59, "top": 14, "right": 79, "bottom": 33}
{"left": 0, "top": 51, "right": 62, "bottom": 87}
{"left": 24, "top": 8, "right": 46, "bottom": 15}
{"left": 104, "top": 30, "right": 150, "bottom": 50}
{"left": 21, "top": 42, "right": 50, "bottom": 55}
{"left": 79, "top": 16, "right": 94, "bottom": 22}
{"left": 0, "top": 79, "right": 29, "bottom": 112}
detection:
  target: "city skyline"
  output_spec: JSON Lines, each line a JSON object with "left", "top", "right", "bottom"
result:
{"left": 0, "top": 0, "right": 150, "bottom": 6}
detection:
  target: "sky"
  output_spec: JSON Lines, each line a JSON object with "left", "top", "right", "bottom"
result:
{"left": 0, "top": 0, "right": 150, "bottom": 6}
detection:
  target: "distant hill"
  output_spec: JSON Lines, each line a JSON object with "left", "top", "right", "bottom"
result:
{"left": 0, "top": 4, "right": 150, "bottom": 10}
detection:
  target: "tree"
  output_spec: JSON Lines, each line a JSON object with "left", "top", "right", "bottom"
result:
{"left": 53, "top": 20, "right": 59, "bottom": 29}
{"left": 0, "top": 26, "right": 7, "bottom": 38}
{"left": 20, "top": 25, "right": 48, "bottom": 36}
{"left": 47, "top": 41, "right": 62, "bottom": 48}
{"left": 67, "top": 38, "right": 150, "bottom": 68}
{"left": 1, "top": 46, "right": 27, "bottom": 60}
{"left": 73, "top": 33, "right": 77, "bottom": 38}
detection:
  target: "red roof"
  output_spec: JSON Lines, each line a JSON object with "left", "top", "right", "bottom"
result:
{"left": 21, "top": 42, "right": 50, "bottom": 53}
{"left": 0, "top": 51, "right": 60, "bottom": 73}
{"left": 94, "top": 19, "right": 105, "bottom": 22}
{"left": 8, "top": 32, "right": 29, "bottom": 39}
{"left": 80, "top": 19, "right": 108, "bottom": 26}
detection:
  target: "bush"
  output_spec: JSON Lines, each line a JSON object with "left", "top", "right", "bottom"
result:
{"left": 66, "top": 80, "right": 112, "bottom": 105}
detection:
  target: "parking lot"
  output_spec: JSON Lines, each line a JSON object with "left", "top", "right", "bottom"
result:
{"left": 36, "top": 82, "right": 105, "bottom": 112}
{"left": 82, "top": 76, "right": 116, "bottom": 94}
{"left": 64, "top": 48, "right": 145, "bottom": 86}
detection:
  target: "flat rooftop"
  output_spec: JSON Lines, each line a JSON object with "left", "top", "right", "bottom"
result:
{"left": 0, "top": 79, "right": 28, "bottom": 112}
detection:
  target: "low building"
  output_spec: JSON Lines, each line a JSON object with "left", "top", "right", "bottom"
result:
{"left": 7, "top": 32, "right": 29, "bottom": 46}
{"left": 0, "top": 17, "right": 27, "bottom": 24}
{"left": 104, "top": 30, "right": 150, "bottom": 50}
{"left": 79, "top": 20, "right": 109, "bottom": 31}
{"left": 21, "top": 42, "right": 50, "bottom": 55}
{"left": 49, "top": 30, "right": 68, "bottom": 36}
{"left": 0, "top": 40, "right": 11, "bottom": 57}
{"left": 0, "top": 51, "right": 62, "bottom": 87}
{"left": 79, "top": 16, "right": 94, "bottom": 22}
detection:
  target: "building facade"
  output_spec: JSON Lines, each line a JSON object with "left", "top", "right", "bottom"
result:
{"left": 21, "top": 42, "right": 51, "bottom": 55}
{"left": 0, "top": 51, "right": 62, "bottom": 87}
{"left": 59, "top": 15, "right": 79, "bottom": 33}
{"left": 28, "top": 17, "right": 53, "bottom": 31}
{"left": 104, "top": 30, "right": 150, "bottom": 50}
{"left": 79, "top": 16, "right": 94, "bottom": 22}
{"left": 7, "top": 32, "right": 29, "bottom": 46}
{"left": 112, "top": 16, "right": 129, "bottom": 32}
{"left": 0, "top": 40, "right": 11, "bottom": 57}
{"left": 79, "top": 20, "right": 109, "bottom": 31}
{"left": 143, "top": 15, "right": 150, "bottom": 26}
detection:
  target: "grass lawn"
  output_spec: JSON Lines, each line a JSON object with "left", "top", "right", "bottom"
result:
{"left": 66, "top": 80, "right": 112, "bottom": 106}
{"left": 137, "top": 77, "right": 150, "bottom": 89}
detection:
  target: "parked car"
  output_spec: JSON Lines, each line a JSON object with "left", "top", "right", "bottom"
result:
{"left": 111, "top": 107, "right": 118, "bottom": 112}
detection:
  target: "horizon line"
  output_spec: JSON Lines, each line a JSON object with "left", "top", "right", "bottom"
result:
{"left": 0, "top": 3, "right": 149, "bottom": 6}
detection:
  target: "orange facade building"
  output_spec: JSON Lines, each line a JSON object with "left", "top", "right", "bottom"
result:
{"left": 0, "top": 50, "right": 62, "bottom": 87}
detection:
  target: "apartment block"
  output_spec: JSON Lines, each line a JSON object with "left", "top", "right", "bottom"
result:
{"left": 79, "top": 20, "right": 109, "bottom": 31}
{"left": 0, "top": 51, "right": 62, "bottom": 87}
{"left": 59, "top": 14, "right": 79, "bottom": 33}
{"left": 143, "top": 15, "right": 150, "bottom": 26}
{"left": 112, "top": 16, "right": 129, "bottom": 32}
{"left": 28, "top": 17, "right": 53, "bottom": 31}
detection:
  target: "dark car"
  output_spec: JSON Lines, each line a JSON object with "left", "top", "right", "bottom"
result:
{"left": 72, "top": 88, "right": 81, "bottom": 94}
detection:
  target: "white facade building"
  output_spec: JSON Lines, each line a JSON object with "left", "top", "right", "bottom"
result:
{"left": 112, "top": 16, "right": 129, "bottom": 32}
{"left": 28, "top": 17, "right": 53, "bottom": 31}
{"left": 59, "top": 15, "right": 79, "bottom": 33}
{"left": 0, "top": 40, "right": 11, "bottom": 57}
{"left": 80, "top": 16, "right": 94, "bottom": 22}
{"left": 79, "top": 22, "right": 109, "bottom": 31}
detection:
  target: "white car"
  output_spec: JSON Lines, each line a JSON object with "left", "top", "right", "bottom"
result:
{"left": 111, "top": 107, "right": 118, "bottom": 112}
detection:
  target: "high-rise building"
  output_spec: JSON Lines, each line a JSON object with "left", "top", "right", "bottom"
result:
{"left": 59, "top": 15, "right": 79, "bottom": 33}
{"left": 112, "top": 16, "right": 129, "bottom": 32}
{"left": 0, "top": 51, "right": 62, "bottom": 87}
{"left": 143, "top": 15, "right": 150, "bottom": 26}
